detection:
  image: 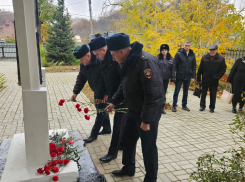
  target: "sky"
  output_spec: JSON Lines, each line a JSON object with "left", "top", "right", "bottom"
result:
{"left": 0, "top": 0, "right": 111, "bottom": 20}
{"left": 0, "top": 0, "right": 244, "bottom": 20}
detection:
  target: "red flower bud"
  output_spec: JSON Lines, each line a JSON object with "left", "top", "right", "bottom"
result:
{"left": 58, "top": 159, "right": 63, "bottom": 164}
{"left": 52, "top": 167, "right": 59, "bottom": 173}
{"left": 37, "top": 168, "right": 44, "bottom": 174}
{"left": 52, "top": 160, "right": 57, "bottom": 166}
{"left": 84, "top": 108, "right": 89, "bottom": 113}
{"left": 58, "top": 102, "right": 63, "bottom": 106}
{"left": 75, "top": 103, "right": 80, "bottom": 108}
{"left": 84, "top": 115, "right": 90, "bottom": 120}
{"left": 53, "top": 176, "right": 59, "bottom": 181}
{"left": 57, "top": 152, "right": 62, "bottom": 156}
{"left": 44, "top": 165, "right": 50, "bottom": 171}
{"left": 45, "top": 170, "right": 50, "bottom": 175}
{"left": 60, "top": 99, "right": 65, "bottom": 103}
{"left": 49, "top": 143, "right": 56, "bottom": 149}
{"left": 64, "top": 159, "right": 69, "bottom": 165}
{"left": 78, "top": 108, "right": 82, "bottom": 112}
{"left": 51, "top": 152, "right": 56, "bottom": 158}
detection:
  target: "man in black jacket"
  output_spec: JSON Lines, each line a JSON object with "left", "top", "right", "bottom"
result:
{"left": 172, "top": 41, "right": 196, "bottom": 112}
{"left": 197, "top": 45, "right": 227, "bottom": 113}
{"left": 71, "top": 44, "right": 111, "bottom": 143}
{"left": 89, "top": 37, "right": 128, "bottom": 163}
{"left": 105, "top": 33, "right": 165, "bottom": 182}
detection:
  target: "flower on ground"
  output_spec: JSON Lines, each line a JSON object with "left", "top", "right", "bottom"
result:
{"left": 77, "top": 108, "right": 82, "bottom": 112}
{"left": 53, "top": 176, "right": 59, "bottom": 181}
{"left": 84, "top": 115, "right": 90, "bottom": 120}
{"left": 64, "top": 159, "right": 69, "bottom": 165}
{"left": 49, "top": 143, "right": 56, "bottom": 149}
{"left": 44, "top": 165, "right": 50, "bottom": 171}
{"left": 75, "top": 103, "right": 80, "bottom": 108}
{"left": 84, "top": 107, "right": 89, "bottom": 113}
{"left": 37, "top": 168, "right": 44, "bottom": 174}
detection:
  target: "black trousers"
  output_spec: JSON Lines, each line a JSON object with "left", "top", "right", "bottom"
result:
{"left": 108, "top": 103, "right": 128, "bottom": 156}
{"left": 90, "top": 102, "right": 111, "bottom": 138}
{"left": 232, "top": 85, "right": 245, "bottom": 108}
{"left": 162, "top": 80, "right": 169, "bottom": 109}
{"left": 122, "top": 107, "right": 162, "bottom": 182}
{"left": 200, "top": 85, "right": 217, "bottom": 109}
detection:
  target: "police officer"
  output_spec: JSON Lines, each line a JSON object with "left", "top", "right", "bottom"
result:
{"left": 105, "top": 33, "right": 165, "bottom": 182}
{"left": 71, "top": 44, "right": 111, "bottom": 143}
{"left": 89, "top": 37, "right": 128, "bottom": 162}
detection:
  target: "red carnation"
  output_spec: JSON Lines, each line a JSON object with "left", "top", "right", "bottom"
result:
{"left": 48, "top": 162, "right": 52, "bottom": 166}
{"left": 57, "top": 152, "right": 62, "bottom": 156}
{"left": 44, "top": 165, "right": 50, "bottom": 171}
{"left": 52, "top": 160, "right": 57, "bottom": 166}
{"left": 49, "top": 143, "right": 56, "bottom": 149}
{"left": 37, "top": 168, "right": 44, "bottom": 174}
{"left": 58, "top": 159, "right": 63, "bottom": 164}
{"left": 64, "top": 159, "right": 69, "bottom": 165}
{"left": 53, "top": 176, "right": 59, "bottom": 181}
{"left": 84, "top": 115, "right": 90, "bottom": 120}
{"left": 51, "top": 152, "right": 56, "bottom": 158}
{"left": 84, "top": 108, "right": 89, "bottom": 113}
{"left": 52, "top": 167, "right": 59, "bottom": 173}
{"left": 58, "top": 102, "right": 63, "bottom": 106}
{"left": 77, "top": 108, "right": 82, "bottom": 112}
{"left": 60, "top": 99, "right": 65, "bottom": 103}
{"left": 45, "top": 170, "right": 50, "bottom": 175}
{"left": 75, "top": 103, "right": 80, "bottom": 108}
{"left": 49, "top": 165, "right": 55, "bottom": 170}
{"left": 61, "top": 139, "right": 66, "bottom": 143}
{"left": 58, "top": 147, "right": 64, "bottom": 152}
{"left": 68, "top": 140, "right": 75, "bottom": 144}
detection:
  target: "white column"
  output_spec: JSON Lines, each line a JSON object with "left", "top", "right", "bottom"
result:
{"left": 12, "top": 0, "right": 49, "bottom": 167}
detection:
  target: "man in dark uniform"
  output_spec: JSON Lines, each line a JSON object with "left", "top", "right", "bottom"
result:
{"left": 71, "top": 44, "right": 111, "bottom": 143}
{"left": 89, "top": 37, "right": 128, "bottom": 163}
{"left": 197, "top": 45, "right": 227, "bottom": 113}
{"left": 105, "top": 33, "right": 165, "bottom": 182}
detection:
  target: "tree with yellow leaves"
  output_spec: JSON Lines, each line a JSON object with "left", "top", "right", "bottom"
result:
{"left": 119, "top": 0, "right": 244, "bottom": 69}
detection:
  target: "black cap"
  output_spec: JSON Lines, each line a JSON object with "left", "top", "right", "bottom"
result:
{"left": 209, "top": 45, "right": 218, "bottom": 50}
{"left": 89, "top": 37, "right": 106, "bottom": 51}
{"left": 160, "top": 44, "right": 169, "bottom": 52}
{"left": 105, "top": 33, "right": 130, "bottom": 51}
{"left": 73, "top": 44, "right": 89, "bottom": 59}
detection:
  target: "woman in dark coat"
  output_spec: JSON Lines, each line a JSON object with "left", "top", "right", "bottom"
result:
{"left": 157, "top": 44, "right": 176, "bottom": 114}
{"left": 227, "top": 56, "right": 245, "bottom": 113}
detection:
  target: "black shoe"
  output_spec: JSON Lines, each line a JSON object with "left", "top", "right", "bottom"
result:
{"left": 210, "top": 109, "right": 214, "bottom": 113}
{"left": 98, "top": 130, "right": 111, "bottom": 135}
{"left": 99, "top": 154, "right": 117, "bottom": 162}
{"left": 232, "top": 107, "right": 237, "bottom": 113}
{"left": 161, "top": 109, "right": 166, "bottom": 114}
{"left": 182, "top": 106, "right": 190, "bottom": 111}
{"left": 112, "top": 168, "right": 134, "bottom": 177}
{"left": 83, "top": 136, "right": 97, "bottom": 143}
{"left": 199, "top": 107, "right": 205, "bottom": 111}
{"left": 172, "top": 106, "right": 176, "bottom": 112}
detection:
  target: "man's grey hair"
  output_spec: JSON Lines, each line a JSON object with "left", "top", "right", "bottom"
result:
{"left": 184, "top": 41, "right": 192, "bottom": 45}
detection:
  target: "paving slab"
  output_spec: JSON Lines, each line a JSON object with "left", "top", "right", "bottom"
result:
{"left": 0, "top": 60, "right": 239, "bottom": 181}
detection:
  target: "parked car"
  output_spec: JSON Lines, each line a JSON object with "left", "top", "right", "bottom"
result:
{"left": 0, "top": 39, "right": 6, "bottom": 43}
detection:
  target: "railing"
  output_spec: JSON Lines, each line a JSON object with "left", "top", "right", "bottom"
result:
{"left": 0, "top": 43, "right": 17, "bottom": 59}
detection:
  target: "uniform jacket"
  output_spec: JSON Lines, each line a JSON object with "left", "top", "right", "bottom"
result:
{"left": 73, "top": 52, "right": 102, "bottom": 95}
{"left": 197, "top": 53, "right": 227, "bottom": 86}
{"left": 95, "top": 49, "right": 121, "bottom": 102}
{"left": 174, "top": 48, "right": 196, "bottom": 80}
{"left": 157, "top": 53, "right": 176, "bottom": 82}
{"left": 112, "top": 41, "right": 165, "bottom": 124}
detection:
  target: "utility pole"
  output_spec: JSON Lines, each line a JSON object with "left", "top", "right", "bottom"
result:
{"left": 88, "top": 0, "right": 93, "bottom": 35}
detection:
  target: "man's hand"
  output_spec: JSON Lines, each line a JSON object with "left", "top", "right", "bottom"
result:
{"left": 95, "top": 99, "right": 102, "bottom": 104}
{"left": 103, "top": 95, "right": 108, "bottom": 102}
{"left": 191, "top": 78, "right": 195, "bottom": 82}
{"left": 71, "top": 94, "right": 77, "bottom": 101}
{"left": 140, "top": 122, "right": 150, "bottom": 131}
{"left": 105, "top": 103, "right": 115, "bottom": 113}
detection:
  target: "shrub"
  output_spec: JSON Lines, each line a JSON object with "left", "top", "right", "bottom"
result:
{"left": 190, "top": 111, "right": 245, "bottom": 181}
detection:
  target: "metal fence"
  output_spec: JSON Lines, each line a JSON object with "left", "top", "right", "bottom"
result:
{"left": 0, "top": 43, "right": 17, "bottom": 60}
{"left": 224, "top": 48, "right": 245, "bottom": 66}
